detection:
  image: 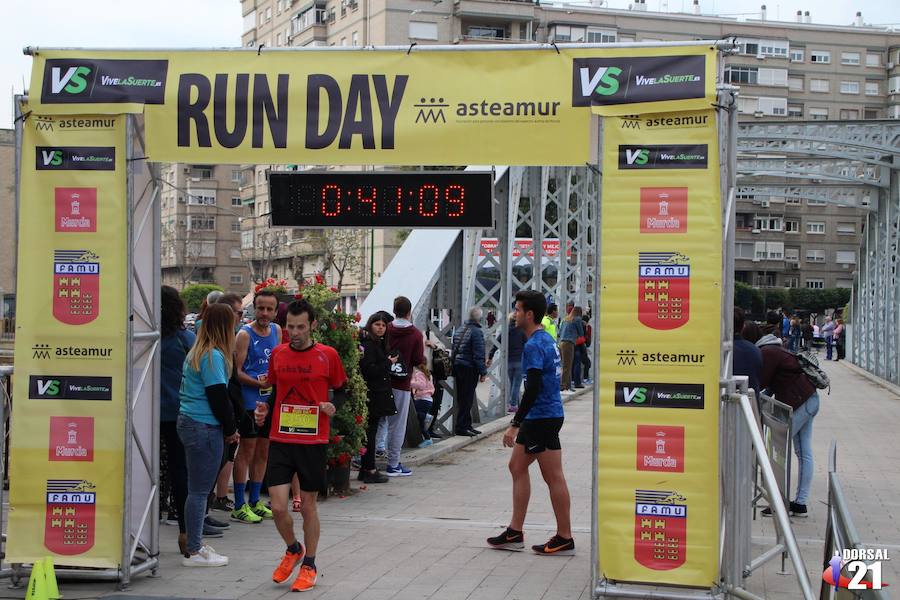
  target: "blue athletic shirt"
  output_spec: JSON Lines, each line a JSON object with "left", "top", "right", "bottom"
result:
{"left": 240, "top": 323, "right": 280, "bottom": 410}
{"left": 521, "top": 329, "right": 564, "bottom": 420}
{"left": 179, "top": 348, "right": 229, "bottom": 426}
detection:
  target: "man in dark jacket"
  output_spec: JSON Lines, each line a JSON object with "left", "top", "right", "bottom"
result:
{"left": 385, "top": 297, "right": 425, "bottom": 477}
{"left": 732, "top": 308, "right": 762, "bottom": 394}
{"left": 757, "top": 311, "right": 820, "bottom": 518}
{"left": 488, "top": 313, "right": 527, "bottom": 413}
{"left": 452, "top": 307, "right": 487, "bottom": 436}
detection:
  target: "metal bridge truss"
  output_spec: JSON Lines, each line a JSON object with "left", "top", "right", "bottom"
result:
{"left": 736, "top": 119, "right": 900, "bottom": 387}
{"left": 424, "top": 166, "right": 598, "bottom": 434}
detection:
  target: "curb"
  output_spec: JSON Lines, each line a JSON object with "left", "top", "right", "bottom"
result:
{"left": 399, "top": 384, "right": 594, "bottom": 468}
{"left": 838, "top": 360, "right": 900, "bottom": 400}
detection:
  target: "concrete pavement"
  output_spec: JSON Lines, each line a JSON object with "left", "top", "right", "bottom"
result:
{"left": 6, "top": 359, "right": 900, "bottom": 599}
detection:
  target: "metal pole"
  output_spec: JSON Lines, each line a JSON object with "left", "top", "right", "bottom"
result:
{"left": 590, "top": 117, "right": 603, "bottom": 599}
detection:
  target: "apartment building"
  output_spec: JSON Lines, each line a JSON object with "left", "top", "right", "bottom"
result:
{"left": 0, "top": 129, "right": 15, "bottom": 333}
{"left": 159, "top": 163, "right": 250, "bottom": 292}
{"left": 239, "top": 0, "right": 900, "bottom": 294}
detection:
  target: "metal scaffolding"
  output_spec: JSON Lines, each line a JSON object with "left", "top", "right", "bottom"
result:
{"left": 735, "top": 119, "right": 900, "bottom": 387}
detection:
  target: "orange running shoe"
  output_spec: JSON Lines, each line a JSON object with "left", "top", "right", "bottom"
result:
{"left": 272, "top": 544, "right": 306, "bottom": 583}
{"left": 290, "top": 565, "right": 318, "bottom": 592}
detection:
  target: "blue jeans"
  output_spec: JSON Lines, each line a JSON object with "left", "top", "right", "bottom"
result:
{"left": 825, "top": 336, "right": 833, "bottom": 360}
{"left": 177, "top": 414, "right": 223, "bottom": 554}
{"left": 375, "top": 418, "right": 388, "bottom": 451}
{"left": 791, "top": 393, "right": 819, "bottom": 505}
{"left": 507, "top": 362, "right": 524, "bottom": 409}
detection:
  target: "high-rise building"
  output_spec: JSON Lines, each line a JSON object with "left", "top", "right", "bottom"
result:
{"left": 159, "top": 163, "right": 250, "bottom": 292}
{"left": 239, "top": 0, "right": 900, "bottom": 296}
{"left": 0, "top": 129, "right": 15, "bottom": 336}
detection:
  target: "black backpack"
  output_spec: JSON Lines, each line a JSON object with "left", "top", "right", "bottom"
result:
{"left": 431, "top": 347, "right": 452, "bottom": 381}
{"left": 793, "top": 349, "right": 830, "bottom": 392}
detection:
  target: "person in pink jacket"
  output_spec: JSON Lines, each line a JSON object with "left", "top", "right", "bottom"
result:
{"left": 410, "top": 364, "right": 435, "bottom": 448}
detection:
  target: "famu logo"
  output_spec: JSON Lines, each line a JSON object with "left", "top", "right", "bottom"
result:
{"left": 571, "top": 55, "right": 705, "bottom": 107}
{"left": 619, "top": 144, "right": 708, "bottom": 170}
{"left": 41, "top": 59, "right": 167, "bottom": 104}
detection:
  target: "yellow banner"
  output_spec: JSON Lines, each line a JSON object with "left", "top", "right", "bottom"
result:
{"left": 8, "top": 113, "right": 127, "bottom": 567}
{"left": 597, "top": 110, "right": 721, "bottom": 587}
{"left": 27, "top": 47, "right": 716, "bottom": 165}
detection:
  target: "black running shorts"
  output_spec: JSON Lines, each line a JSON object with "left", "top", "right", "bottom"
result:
{"left": 515, "top": 417, "right": 564, "bottom": 454}
{"left": 237, "top": 408, "right": 271, "bottom": 439}
{"left": 266, "top": 442, "right": 327, "bottom": 492}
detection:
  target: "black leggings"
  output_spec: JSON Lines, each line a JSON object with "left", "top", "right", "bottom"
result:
{"left": 160, "top": 420, "right": 188, "bottom": 534}
{"left": 361, "top": 412, "right": 381, "bottom": 472}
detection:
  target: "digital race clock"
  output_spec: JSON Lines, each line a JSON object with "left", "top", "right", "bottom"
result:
{"left": 268, "top": 171, "right": 494, "bottom": 228}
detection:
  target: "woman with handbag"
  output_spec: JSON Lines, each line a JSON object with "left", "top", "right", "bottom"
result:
{"left": 358, "top": 311, "right": 397, "bottom": 483}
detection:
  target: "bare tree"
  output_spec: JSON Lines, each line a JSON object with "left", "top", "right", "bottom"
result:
{"left": 162, "top": 222, "right": 203, "bottom": 288}
{"left": 246, "top": 229, "right": 284, "bottom": 283}
{"left": 322, "top": 229, "right": 366, "bottom": 292}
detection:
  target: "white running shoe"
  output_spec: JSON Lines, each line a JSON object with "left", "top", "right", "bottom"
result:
{"left": 182, "top": 544, "right": 229, "bottom": 567}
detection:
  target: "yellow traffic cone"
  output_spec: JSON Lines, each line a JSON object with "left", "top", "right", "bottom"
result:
{"left": 43, "top": 557, "right": 61, "bottom": 600}
{"left": 24, "top": 559, "right": 47, "bottom": 600}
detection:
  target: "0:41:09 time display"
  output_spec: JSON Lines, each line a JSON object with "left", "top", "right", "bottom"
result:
{"left": 304, "top": 184, "right": 466, "bottom": 218}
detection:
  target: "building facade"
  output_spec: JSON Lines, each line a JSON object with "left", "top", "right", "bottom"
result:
{"left": 0, "top": 129, "right": 16, "bottom": 333}
{"left": 159, "top": 163, "right": 250, "bottom": 292}
{"left": 239, "top": 0, "right": 900, "bottom": 294}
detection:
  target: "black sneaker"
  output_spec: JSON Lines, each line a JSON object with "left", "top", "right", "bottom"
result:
{"left": 204, "top": 515, "right": 230, "bottom": 529}
{"left": 487, "top": 527, "right": 524, "bottom": 551}
{"left": 532, "top": 535, "right": 575, "bottom": 556}
{"left": 210, "top": 496, "right": 235, "bottom": 512}
{"left": 362, "top": 470, "right": 389, "bottom": 484}
{"left": 789, "top": 501, "right": 808, "bottom": 518}
{"left": 760, "top": 507, "right": 773, "bottom": 517}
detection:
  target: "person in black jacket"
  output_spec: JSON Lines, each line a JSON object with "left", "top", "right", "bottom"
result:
{"left": 358, "top": 312, "right": 397, "bottom": 483}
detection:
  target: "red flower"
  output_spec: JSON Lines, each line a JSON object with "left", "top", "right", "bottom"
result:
{"left": 330, "top": 286, "right": 338, "bottom": 293}
{"left": 359, "top": 447, "right": 367, "bottom": 456}
{"left": 354, "top": 312, "right": 362, "bottom": 323}
{"left": 294, "top": 293, "right": 304, "bottom": 300}
{"left": 331, "top": 435, "right": 343, "bottom": 444}
{"left": 354, "top": 415, "right": 363, "bottom": 424}
{"left": 315, "top": 273, "right": 325, "bottom": 284}
{"left": 330, "top": 322, "right": 337, "bottom": 330}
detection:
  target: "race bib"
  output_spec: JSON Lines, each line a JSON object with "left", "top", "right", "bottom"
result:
{"left": 277, "top": 404, "right": 319, "bottom": 436}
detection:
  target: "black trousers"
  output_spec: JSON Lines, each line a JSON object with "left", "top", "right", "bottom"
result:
{"left": 160, "top": 420, "right": 188, "bottom": 534}
{"left": 360, "top": 412, "right": 381, "bottom": 472}
{"left": 453, "top": 365, "right": 478, "bottom": 433}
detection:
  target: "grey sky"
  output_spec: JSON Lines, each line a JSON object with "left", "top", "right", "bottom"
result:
{"left": 5, "top": 0, "right": 899, "bottom": 128}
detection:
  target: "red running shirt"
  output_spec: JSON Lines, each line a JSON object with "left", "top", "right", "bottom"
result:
{"left": 266, "top": 343, "right": 347, "bottom": 445}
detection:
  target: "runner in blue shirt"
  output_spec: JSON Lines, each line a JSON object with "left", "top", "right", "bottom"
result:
{"left": 487, "top": 290, "right": 574, "bottom": 556}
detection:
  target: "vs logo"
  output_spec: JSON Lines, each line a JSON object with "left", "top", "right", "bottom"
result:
{"left": 50, "top": 66, "right": 92, "bottom": 95}
{"left": 625, "top": 148, "right": 649, "bottom": 166}
{"left": 579, "top": 66, "right": 623, "bottom": 97}
{"left": 36, "top": 379, "right": 60, "bottom": 397}
{"left": 42, "top": 149, "right": 64, "bottom": 167}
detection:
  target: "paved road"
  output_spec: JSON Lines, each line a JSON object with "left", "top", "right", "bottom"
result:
{"left": 9, "top": 359, "right": 900, "bottom": 599}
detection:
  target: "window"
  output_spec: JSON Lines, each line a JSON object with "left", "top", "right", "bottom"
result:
{"left": 758, "top": 97, "right": 787, "bottom": 115}
{"left": 241, "top": 230, "right": 254, "bottom": 249}
{"left": 806, "top": 221, "right": 825, "bottom": 234}
{"left": 806, "top": 249, "right": 825, "bottom": 263}
{"left": 192, "top": 166, "right": 213, "bottom": 179}
{"left": 787, "top": 104, "right": 803, "bottom": 117}
{"left": 788, "top": 77, "right": 803, "bottom": 91}
{"left": 807, "top": 197, "right": 827, "bottom": 206}
{"left": 265, "top": 7, "right": 271, "bottom": 22}
{"left": 785, "top": 247, "right": 800, "bottom": 261}
{"left": 552, "top": 25, "right": 585, "bottom": 42}
{"left": 790, "top": 49, "right": 804, "bottom": 63}
{"left": 231, "top": 169, "right": 241, "bottom": 183}
{"left": 755, "top": 272, "right": 778, "bottom": 287}
{"left": 889, "top": 77, "right": 900, "bottom": 94}
{"left": 230, "top": 274, "right": 244, "bottom": 285}
{"left": 276, "top": 33, "right": 282, "bottom": 47}
{"left": 586, "top": 28, "right": 617, "bottom": 43}
{"left": 188, "top": 216, "right": 215, "bottom": 231}
{"left": 891, "top": 105, "right": 900, "bottom": 120}
{"left": 231, "top": 196, "right": 242, "bottom": 207}
{"left": 739, "top": 40, "right": 759, "bottom": 55}
{"left": 810, "top": 79, "right": 830, "bottom": 92}
{"left": 231, "top": 221, "right": 241, "bottom": 233}
{"left": 759, "top": 41, "right": 788, "bottom": 57}
{"left": 809, "top": 107, "right": 828, "bottom": 120}
{"left": 188, "top": 189, "right": 216, "bottom": 205}
{"left": 841, "top": 52, "right": 860, "bottom": 65}
{"left": 736, "top": 242, "right": 754, "bottom": 259}
{"left": 754, "top": 215, "right": 783, "bottom": 231}
{"left": 725, "top": 66, "right": 757, "bottom": 84}
{"left": 340, "top": 37, "right": 347, "bottom": 46}
{"left": 810, "top": 51, "right": 831, "bottom": 64}
{"left": 187, "top": 241, "right": 216, "bottom": 257}
{"left": 785, "top": 276, "right": 800, "bottom": 288}
{"left": 835, "top": 251, "right": 856, "bottom": 264}
{"left": 836, "top": 279, "right": 853, "bottom": 289}
{"left": 786, "top": 196, "right": 801, "bottom": 205}
{"left": 409, "top": 21, "right": 438, "bottom": 40}
{"left": 468, "top": 25, "right": 505, "bottom": 39}
{"left": 865, "top": 82, "right": 880, "bottom": 96}
{"left": 865, "top": 109, "right": 879, "bottom": 120}
{"left": 866, "top": 53, "right": 881, "bottom": 67}
{"left": 758, "top": 68, "right": 788, "bottom": 86}
{"left": 243, "top": 9, "right": 257, "bottom": 33}
{"left": 230, "top": 248, "right": 242, "bottom": 259}
{"left": 785, "top": 219, "right": 800, "bottom": 233}
{"left": 839, "top": 109, "right": 859, "bottom": 120}
{"left": 806, "top": 279, "right": 825, "bottom": 289}
{"left": 352, "top": 31, "right": 358, "bottom": 46}
{"left": 840, "top": 81, "right": 860, "bottom": 94}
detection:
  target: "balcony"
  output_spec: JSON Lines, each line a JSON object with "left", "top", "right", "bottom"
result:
{"left": 454, "top": 0, "right": 535, "bottom": 21}
{"left": 290, "top": 6, "right": 329, "bottom": 47}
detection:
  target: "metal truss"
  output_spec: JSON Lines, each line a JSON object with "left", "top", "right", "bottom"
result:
{"left": 736, "top": 185, "right": 874, "bottom": 209}
{"left": 738, "top": 158, "right": 887, "bottom": 188}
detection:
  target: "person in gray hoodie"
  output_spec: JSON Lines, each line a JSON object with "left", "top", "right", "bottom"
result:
{"left": 756, "top": 311, "right": 819, "bottom": 518}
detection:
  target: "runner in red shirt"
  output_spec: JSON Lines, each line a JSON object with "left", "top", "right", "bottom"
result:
{"left": 254, "top": 299, "right": 347, "bottom": 592}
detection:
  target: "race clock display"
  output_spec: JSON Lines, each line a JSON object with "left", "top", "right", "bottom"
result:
{"left": 269, "top": 171, "right": 493, "bottom": 228}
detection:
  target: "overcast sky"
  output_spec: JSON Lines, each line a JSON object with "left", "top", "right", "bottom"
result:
{"left": 5, "top": 0, "right": 899, "bottom": 128}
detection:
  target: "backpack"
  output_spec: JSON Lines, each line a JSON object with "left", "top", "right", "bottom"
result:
{"left": 793, "top": 349, "right": 830, "bottom": 391}
{"left": 431, "top": 347, "right": 452, "bottom": 382}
